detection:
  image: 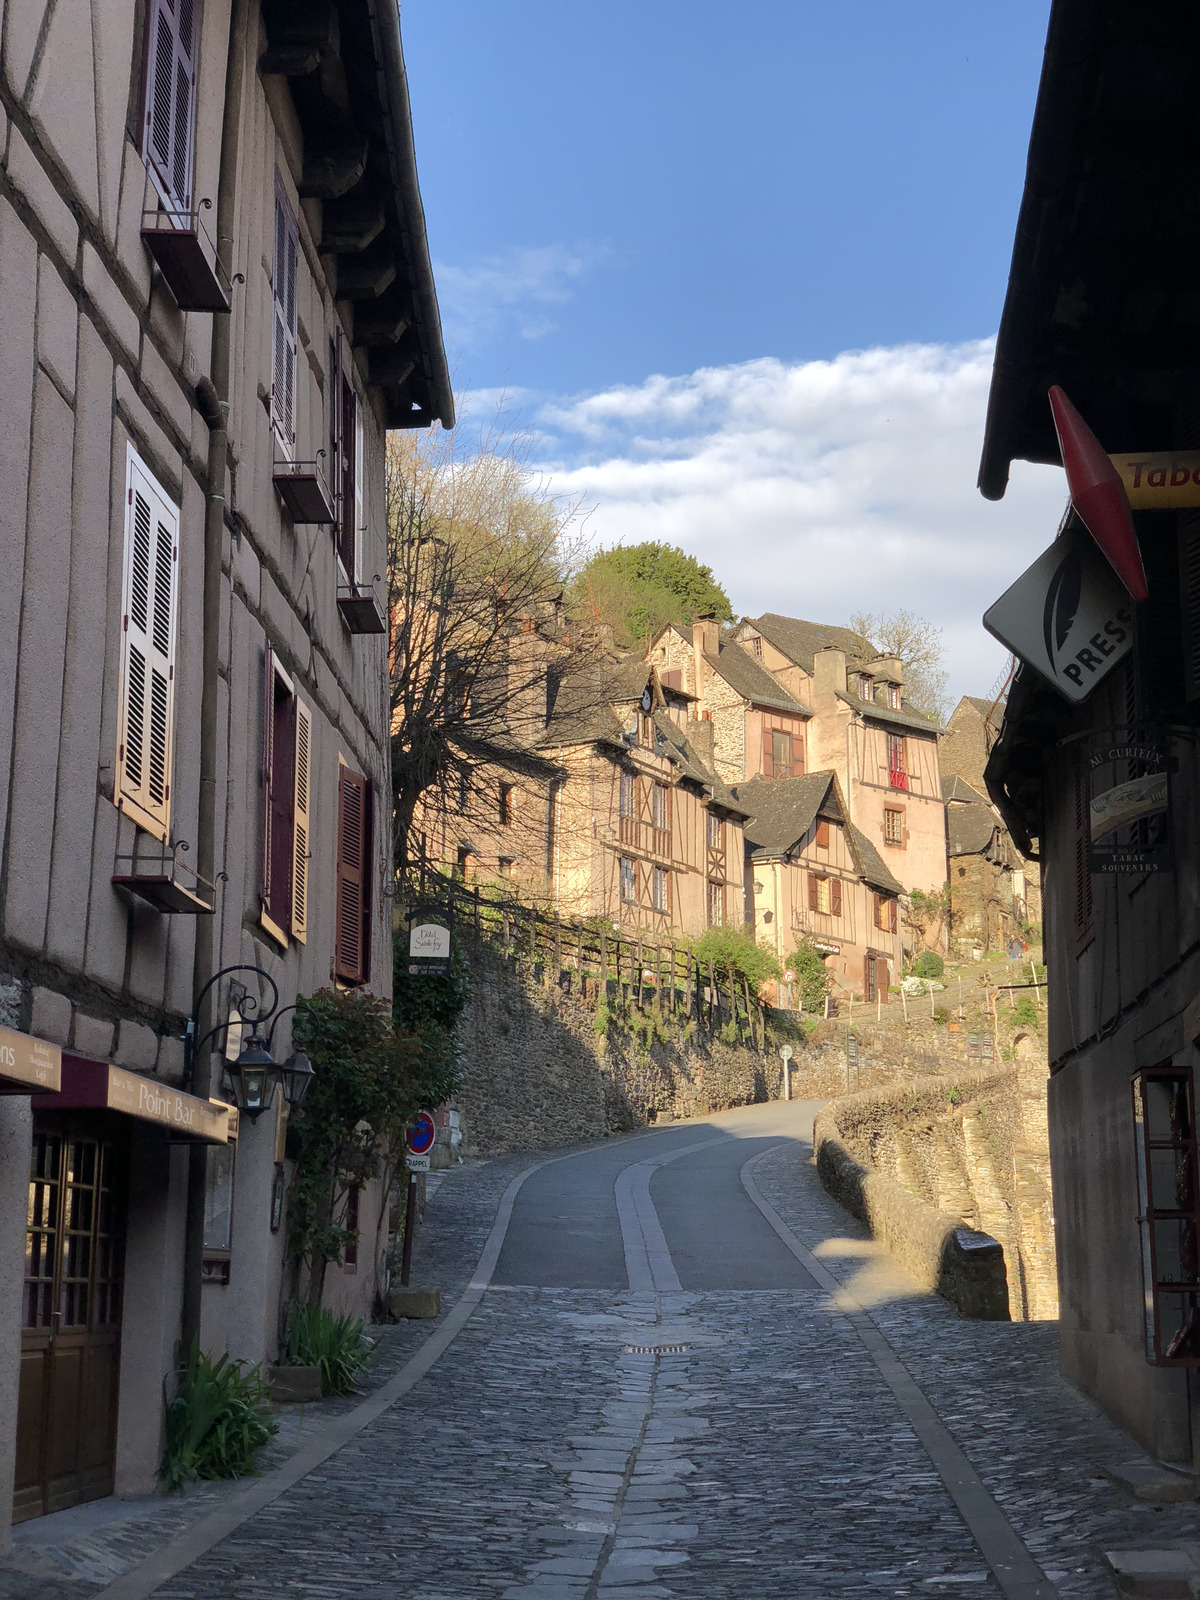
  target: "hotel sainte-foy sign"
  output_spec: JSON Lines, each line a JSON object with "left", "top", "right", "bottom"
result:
{"left": 0, "top": 1026, "right": 61, "bottom": 1094}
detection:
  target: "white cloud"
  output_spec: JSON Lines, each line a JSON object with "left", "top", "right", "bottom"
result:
{"left": 435, "top": 243, "right": 608, "bottom": 352}
{"left": 531, "top": 341, "right": 1067, "bottom": 701}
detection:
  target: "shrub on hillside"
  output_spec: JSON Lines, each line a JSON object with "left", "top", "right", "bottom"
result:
{"left": 911, "top": 951, "right": 944, "bottom": 980}
{"left": 690, "top": 926, "right": 780, "bottom": 992}
{"left": 781, "top": 939, "right": 830, "bottom": 1012}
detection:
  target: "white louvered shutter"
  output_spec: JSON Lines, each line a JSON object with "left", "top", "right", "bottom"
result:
{"left": 291, "top": 699, "right": 312, "bottom": 942}
{"left": 143, "top": 0, "right": 201, "bottom": 214}
{"left": 117, "top": 448, "right": 179, "bottom": 842}
{"left": 272, "top": 180, "right": 299, "bottom": 456}
{"left": 353, "top": 404, "right": 364, "bottom": 580}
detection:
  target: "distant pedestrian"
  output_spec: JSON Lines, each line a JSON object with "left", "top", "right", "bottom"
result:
{"left": 1007, "top": 936, "right": 1023, "bottom": 961}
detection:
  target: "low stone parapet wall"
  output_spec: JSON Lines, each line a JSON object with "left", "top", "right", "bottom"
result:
{"left": 814, "top": 1092, "right": 1011, "bottom": 1321}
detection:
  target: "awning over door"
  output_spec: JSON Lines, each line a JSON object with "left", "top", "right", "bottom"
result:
{"left": 0, "top": 1025, "right": 61, "bottom": 1095}
{"left": 33, "top": 1055, "right": 232, "bottom": 1143}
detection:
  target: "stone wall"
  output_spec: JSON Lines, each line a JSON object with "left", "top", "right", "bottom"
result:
{"left": 451, "top": 948, "right": 771, "bottom": 1155}
{"left": 814, "top": 1062, "right": 1057, "bottom": 1321}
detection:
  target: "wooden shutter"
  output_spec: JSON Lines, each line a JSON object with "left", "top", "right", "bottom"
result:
{"left": 335, "top": 767, "right": 369, "bottom": 983}
{"left": 831, "top": 878, "right": 842, "bottom": 916}
{"left": 808, "top": 872, "right": 818, "bottom": 911}
{"left": 116, "top": 449, "right": 178, "bottom": 842}
{"left": 889, "top": 897, "right": 898, "bottom": 934}
{"left": 792, "top": 730, "right": 805, "bottom": 776}
{"left": 873, "top": 891, "right": 882, "bottom": 928}
{"left": 261, "top": 644, "right": 275, "bottom": 904}
{"left": 143, "top": 0, "right": 201, "bottom": 212}
{"left": 762, "top": 726, "right": 774, "bottom": 778}
{"left": 272, "top": 178, "right": 299, "bottom": 456}
{"left": 815, "top": 819, "right": 829, "bottom": 849}
{"left": 336, "top": 378, "right": 357, "bottom": 575}
{"left": 291, "top": 700, "right": 312, "bottom": 943}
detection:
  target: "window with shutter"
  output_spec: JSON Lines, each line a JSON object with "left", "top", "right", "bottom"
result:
{"left": 762, "top": 725, "right": 774, "bottom": 779}
{"left": 831, "top": 878, "right": 842, "bottom": 917}
{"left": 260, "top": 648, "right": 312, "bottom": 946}
{"left": 335, "top": 766, "right": 371, "bottom": 984}
{"left": 272, "top": 176, "right": 299, "bottom": 458}
{"left": 336, "top": 374, "right": 357, "bottom": 576}
{"left": 815, "top": 819, "right": 830, "bottom": 849}
{"left": 142, "top": 0, "right": 202, "bottom": 214}
{"left": 116, "top": 447, "right": 179, "bottom": 842}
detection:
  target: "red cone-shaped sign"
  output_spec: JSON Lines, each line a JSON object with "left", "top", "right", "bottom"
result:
{"left": 1048, "top": 385, "right": 1148, "bottom": 601}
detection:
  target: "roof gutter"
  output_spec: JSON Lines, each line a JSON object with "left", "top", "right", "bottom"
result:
{"left": 365, "top": 0, "right": 454, "bottom": 429}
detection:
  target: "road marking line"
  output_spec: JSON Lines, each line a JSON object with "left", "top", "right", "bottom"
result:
{"left": 614, "top": 1136, "right": 730, "bottom": 1292}
{"left": 740, "top": 1147, "right": 1060, "bottom": 1600}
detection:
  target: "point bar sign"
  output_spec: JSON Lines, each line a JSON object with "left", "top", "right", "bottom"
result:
{"left": 983, "top": 527, "right": 1133, "bottom": 704}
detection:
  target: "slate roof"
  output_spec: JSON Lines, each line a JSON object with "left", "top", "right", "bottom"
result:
{"left": 942, "top": 775, "right": 989, "bottom": 805}
{"left": 835, "top": 692, "right": 943, "bottom": 736}
{"left": 732, "top": 773, "right": 904, "bottom": 893}
{"left": 948, "top": 806, "right": 999, "bottom": 858}
{"left": 733, "top": 774, "right": 839, "bottom": 854}
{"left": 750, "top": 614, "right": 874, "bottom": 673}
{"left": 848, "top": 826, "right": 905, "bottom": 896}
{"left": 704, "top": 640, "right": 812, "bottom": 715}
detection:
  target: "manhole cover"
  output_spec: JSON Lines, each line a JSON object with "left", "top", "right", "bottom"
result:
{"left": 624, "top": 1342, "right": 692, "bottom": 1355}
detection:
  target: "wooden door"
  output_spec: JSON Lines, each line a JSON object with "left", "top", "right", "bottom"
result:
{"left": 14, "top": 1119, "right": 126, "bottom": 1523}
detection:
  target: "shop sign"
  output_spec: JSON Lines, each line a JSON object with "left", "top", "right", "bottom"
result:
{"left": 1085, "top": 729, "right": 1172, "bottom": 875}
{"left": 407, "top": 916, "right": 450, "bottom": 976}
{"left": 0, "top": 1026, "right": 61, "bottom": 1094}
{"left": 983, "top": 527, "right": 1133, "bottom": 703}
{"left": 33, "top": 1056, "right": 230, "bottom": 1142}
{"left": 1110, "top": 451, "right": 1200, "bottom": 511}
{"left": 812, "top": 939, "right": 841, "bottom": 955}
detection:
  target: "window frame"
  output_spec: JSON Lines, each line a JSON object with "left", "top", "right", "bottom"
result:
{"left": 141, "top": 0, "right": 202, "bottom": 216}
{"left": 651, "top": 864, "right": 671, "bottom": 914}
{"left": 271, "top": 173, "right": 300, "bottom": 460}
{"left": 887, "top": 732, "right": 909, "bottom": 791}
{"left": 619, "top": 856, "right": 636, "bottom": 903}
{"left": 260, "top": 648, "right": 312, "bottom": 946}
{"left": 883, "top": 805, "right": 905, "bottom": 847}
{"left": 334, "top": 762, "right": 373, "bottom": 985}
{"left": 1134, "top": 1065, "right": 1200, "bottom": 1366}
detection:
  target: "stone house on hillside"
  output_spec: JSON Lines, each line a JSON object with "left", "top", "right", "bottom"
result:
{"left": 943, "top": 776, "right": 1024, "bottom": 957}
{"left": 732, "top": 773, "right": 904, "bottom": 1004}
{"left": 0, "top": 0, "right": 450, "bottom": 1542}
{"left": 647, "top": 612, "right": 946, "bottom": 908}
{"left": 414, "top": 644, "right": 749, "bottom": 939}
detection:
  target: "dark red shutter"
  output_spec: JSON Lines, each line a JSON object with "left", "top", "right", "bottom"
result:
{"left": 762, "top": 726, "right": 774, "bottom": 778}
{"left": 335, "top": 768, "right": 369, "bottom": 983}
{"left": 831, "top": 878, "right": 842, "bottom": 916}
{"left": 808, "top": 872, "right": 818, "bottom": 911}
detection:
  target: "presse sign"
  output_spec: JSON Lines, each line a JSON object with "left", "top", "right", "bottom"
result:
{"left": 983, "top": 529, "right": 1133, "bottom": 704}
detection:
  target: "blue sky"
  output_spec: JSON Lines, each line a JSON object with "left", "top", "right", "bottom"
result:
{"left": 401, "top": 1, "right": 1064, "bottom": 696}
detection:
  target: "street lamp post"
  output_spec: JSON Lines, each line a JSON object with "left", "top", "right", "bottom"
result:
{"left": 183, "top": 965, "right": 316, "bottom": 1120}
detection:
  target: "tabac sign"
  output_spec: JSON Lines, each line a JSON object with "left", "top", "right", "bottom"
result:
{"left": 1110, "top": 452, "right": 1200, "bottom": 511}
{"left": 1085, "top": 729, "right": 1172, "bottom": 875}
{"left": 983, "top": 528, "right": 1133, "bottom": 703}
{"left": 0, "top": 1026, "right": 61, "bottom": 1095}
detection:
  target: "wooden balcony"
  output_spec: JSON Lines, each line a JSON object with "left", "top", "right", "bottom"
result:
{"left": 273, "top": 458, "right": 336, "bottom": 524}
{"left": 112, "top": 843, "right": 214, "bottom": 914}
{"left": 337, "top": 582, "right": 387, "bottom": 635}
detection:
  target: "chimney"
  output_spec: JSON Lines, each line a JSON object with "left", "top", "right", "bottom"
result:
{"left": 690, "top": 716, "right": 715, "bottom": 768}
{"left": 692, "top": 613, "right": 719, "bottom": 696}
{"left": 507, "top": 632, "right": 548, "bottom": 742}
{"left": 812, "top": 647, "right": 847, "bottom": 699}
{"left": 870, "top": 654, "right": 903, "bottom": 685}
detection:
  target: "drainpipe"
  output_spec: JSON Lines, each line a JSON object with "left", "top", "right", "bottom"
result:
{"left": 844, "top": 718, "right": 854, "bottom": 821}
{"left": 181, "top": 0, "right": 251, "bottom": 1360}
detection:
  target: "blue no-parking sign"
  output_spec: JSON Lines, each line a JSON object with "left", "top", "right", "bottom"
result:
{"left": 405, "top": 1111, "right": 436, "bottom": 1156}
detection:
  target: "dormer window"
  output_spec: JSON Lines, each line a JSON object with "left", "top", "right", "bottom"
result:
{"left": 750, "top": 635, "right": 763, "bottom": 661}
{"left": 858, "top": 674, "right": 873, "bottom": 702}
{"left": 888, "top": 684, "right": 901, "bottom": 710}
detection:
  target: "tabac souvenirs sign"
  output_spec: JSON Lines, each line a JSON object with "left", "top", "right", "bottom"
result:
{"left": 0, "top": 1026, "right": 61, "bottom": 1095}
{"left": 1084, "top": 728, "right": 1172, "bottom": 876}
{"left": 983, "top": 527, "right": 1133, "bottom": 704}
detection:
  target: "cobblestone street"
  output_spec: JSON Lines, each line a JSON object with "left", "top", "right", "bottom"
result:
{"left": 6, "top": 1102, "right": 1199, "bottom": 1600}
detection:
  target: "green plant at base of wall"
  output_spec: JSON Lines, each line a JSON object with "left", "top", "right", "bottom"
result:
{"left": 283, "top": 1303, "right": 376, "bottom": 1396}
{"left": 780, "top": 938, "right": 832, "bottom": 1011}
{"left": 910, "top": 950, "right": 944, "bottom": 980}
{"left": 160, "top": 1339, "right": 276, "bottom": 1493}
{"left": 288, "top": 986, "right": 461, "bottom": 1303}
{"left": 1012, "top": 996, "right": 1038, "bottom": 1027}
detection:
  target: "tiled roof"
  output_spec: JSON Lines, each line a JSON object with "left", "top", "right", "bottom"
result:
{"left": 750, "top": 613, "right": 874, "bottom": 673}
{"left": 704, "top": 641, "right": 812, "bottom": 715}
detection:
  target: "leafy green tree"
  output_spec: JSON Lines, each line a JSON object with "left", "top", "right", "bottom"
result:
{"left": 690, "top": 926, "right": 780, "bottom": 992}
{"left": 574, "top": 542, "right": 733, "bottom": 648}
